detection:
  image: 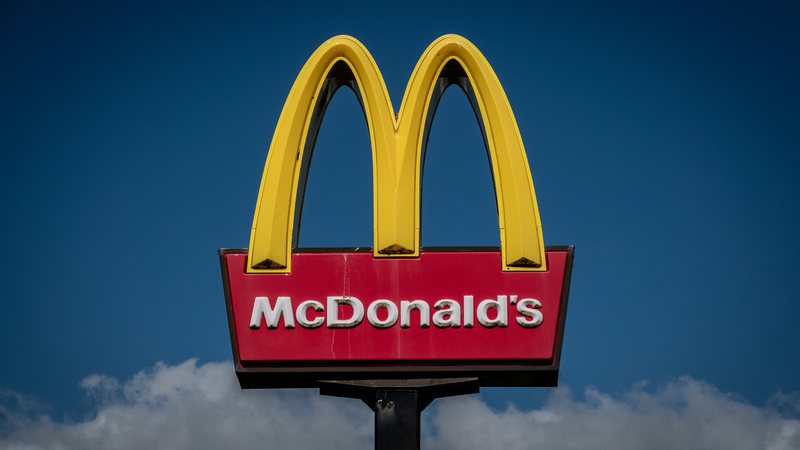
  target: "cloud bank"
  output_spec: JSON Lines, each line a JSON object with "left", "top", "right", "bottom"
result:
{"left": 428, "top": 380, "right": 800, "bottom": 450}
{"left": 0, "top": 360, "right": 371, "bottom": 450}
{"left": 1, "top": 359, "right": 797, "bottom": 450}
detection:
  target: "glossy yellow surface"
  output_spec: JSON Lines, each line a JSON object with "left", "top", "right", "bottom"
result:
{"left": 248, "top": 35, "right": 545, "bottom": 273}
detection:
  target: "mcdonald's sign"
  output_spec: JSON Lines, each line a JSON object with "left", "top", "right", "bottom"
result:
{"left": 219, "top": 35, "right": 574, "bottom": 389}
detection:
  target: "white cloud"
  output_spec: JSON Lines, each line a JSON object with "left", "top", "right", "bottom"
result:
{"left": 0, "top": 360, "right": 372, "bottom": 450}
{"left": 1, "top": 360, "right": 798, "bottom": 450}
{"left": 426, "top": 377, "right": 800, "bottom": 450}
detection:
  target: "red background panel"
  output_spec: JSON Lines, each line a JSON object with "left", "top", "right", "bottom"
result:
{"left": 222, "top": 250, "right": 569, "bottom": 366}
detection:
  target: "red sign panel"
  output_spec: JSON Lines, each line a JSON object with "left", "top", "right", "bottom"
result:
{"left": 220, "top": 247, "right": 573, "bottom": 388}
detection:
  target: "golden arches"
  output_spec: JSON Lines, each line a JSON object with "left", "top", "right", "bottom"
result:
{"left": 248, "top": 35, "right": 545, "bottom": 273}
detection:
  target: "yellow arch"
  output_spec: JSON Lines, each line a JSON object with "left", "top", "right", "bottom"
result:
{"left": 248, "top": 35, "right": 545, "bottom": 273}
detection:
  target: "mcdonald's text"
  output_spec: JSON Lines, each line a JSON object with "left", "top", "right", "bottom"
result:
{"left": 249, "top": 295, "right": 544, "bottom": 330}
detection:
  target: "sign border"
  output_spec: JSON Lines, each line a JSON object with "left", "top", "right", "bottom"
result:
{"left": 219, "top": 245, "right": 574, "bottom": 389}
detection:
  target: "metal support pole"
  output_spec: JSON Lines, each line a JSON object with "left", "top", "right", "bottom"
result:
{"left": 374, "top": 390, "right": 421, "bottom": 450}
{"left": 319, "top": 378, "right": 479, "bottom": 450}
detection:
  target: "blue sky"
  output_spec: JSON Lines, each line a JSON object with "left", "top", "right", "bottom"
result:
{"left": 1, "top": 1, "right": 799, "bottom": 447}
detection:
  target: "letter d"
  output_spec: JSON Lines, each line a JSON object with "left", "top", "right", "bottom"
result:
{"left": 327, "top": 296, "right": 365, "bottom": 328}
{"left": 477, "top": 295, "right": 508, "bottom": 327}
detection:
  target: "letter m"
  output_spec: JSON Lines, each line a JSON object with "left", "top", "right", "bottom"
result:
{"left": 247, "top": 35, "right": 546, "bottom": 274}
{"left": 250, "top": 296, "right": 295, "bottom": 329}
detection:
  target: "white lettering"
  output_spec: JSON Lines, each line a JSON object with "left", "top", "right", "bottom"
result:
{"left": 326, "top": 296, "right": 364, "bottom": 328}
{"left": 250, "top": 296, "right": 295, "bottom": 329}
{"left": 400, "top": 300, "right": 430, "bottom": 328}
{"left": 367, "top": 299, "right": 399, "bottom": 328}
{"left": 432, "top": 299, "right": 461, "bottom": 327}
{"left": 516, "top": 298, "right": 543, "bottom": 327}
{"left": 477, "top": 295, "right": 508, "bottom": 327}
{"left": 247, "top": 294, "right": 542, "bottom": 330}
{"left": 463, "top": 295, "right": 474, "bottom": 327}
{"left": 296, "top": 300, "right": 325, "bottom": 328}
